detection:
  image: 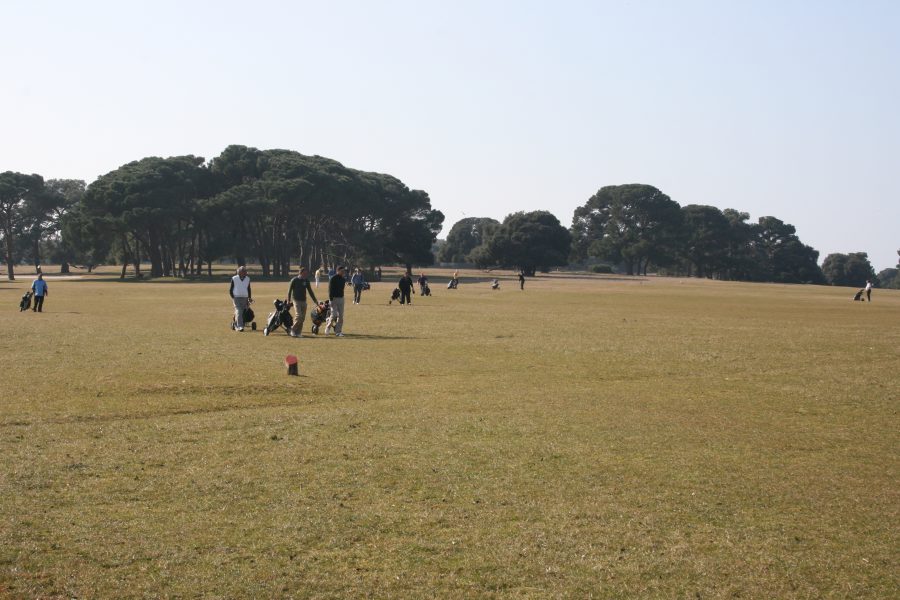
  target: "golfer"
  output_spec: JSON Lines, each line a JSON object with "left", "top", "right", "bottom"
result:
{"left": 31, "top": 273, "right": 48, "bottom": 312}
{"left": 398, "top": 272, "right": 414, "bottom": 305}
{"left": 315, "top": 265, "right": 326, "bottom": 288}
{"left": 417, "top": 273, "right": 428, "bottom": 295}
{"left": 288, "top": 266, "right": 318, "bottom": 337}
{"left": 325, "top": 265, "right": 346, "bottom": 337}
{"left": 229, "top": 266, "right": 252, "bottom": 331}
{"left": 865, "top": 280, "right": 873, "bottom": 302}
{"left": 351, "top": 268, "right": 366, "bottom": 304}
{"left": 518, "top": 272, "right": 525, "bottom": 290}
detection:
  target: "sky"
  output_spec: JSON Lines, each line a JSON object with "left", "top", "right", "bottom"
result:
{"left": 2, "top": 0, "right": 898, "bottom": 270}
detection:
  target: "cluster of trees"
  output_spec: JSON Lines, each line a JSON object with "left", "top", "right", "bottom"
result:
{"left": 876, "top": 251, "right": 900, "bottom": 289}
{"left": 3, "top": 166, "right": 893, "bottom": 289}
{"left": 440, "top": 184, "right": 890, "bottom": 287}
{"left": 0, "top": 173, "right": 85, "bottom": 279}
{"left": 1, "top": 145, "right": 444, "bottom": 280}
{"left": 439, "top": 212, "right": 572, "bottom": 276}
{"left": 570, "top": 184, "right": 825, "bottom": 283}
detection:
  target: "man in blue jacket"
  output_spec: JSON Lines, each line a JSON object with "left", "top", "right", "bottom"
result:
{"left": 31, "top": 273, "right": 48, "bottom": 312}
{"left": 351, "top": 268, "right": 366, "bottom": 304}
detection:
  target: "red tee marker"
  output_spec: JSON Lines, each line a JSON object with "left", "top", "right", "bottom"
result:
{"left": 284, "top": 355, "right": 299, "bottom": 376}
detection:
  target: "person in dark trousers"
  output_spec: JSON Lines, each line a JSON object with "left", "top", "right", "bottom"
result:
{"left": 865, "top": 280, "right": 873, "bottom": 302}
{"left": 518, "top": 272, "right": 525, "bottom": 290}
{"left": 31, "top": 273, "right": 48, "bottom": 312}
{"left": 288, "top": 266, "right": 318, "bottom": 338}
{"left": 417, "top": 273, "right": 429, "bottom": 295}
{"left": 351, "top": 268, "right": 366, "bottom": 304}
{"left": 325, "top": 265, "right": 346, "bottom": 336}
{"left": 229, "top": 266, "right": 252, "bottom": 331}
{"left": 398, "top": 272, "right": 414, "bottom": 305}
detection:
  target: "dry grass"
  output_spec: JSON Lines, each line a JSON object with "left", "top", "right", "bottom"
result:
{"left": 1, "top": 267, "right": 898, "bottom": 598}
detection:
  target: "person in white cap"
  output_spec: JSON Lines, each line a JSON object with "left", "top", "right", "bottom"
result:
{"left": 229, "top": 266, "right": 252, "bottom": 331}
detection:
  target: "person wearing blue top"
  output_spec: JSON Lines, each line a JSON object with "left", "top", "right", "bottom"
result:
{"left": 31, "top": 273, "right": 48, "bottom": 312}
{"left": 351, "top": 268, "right": 366, "bottom": 304}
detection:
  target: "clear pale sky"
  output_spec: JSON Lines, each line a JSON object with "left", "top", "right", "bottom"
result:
{"left": 2, "top": 0, "right": 898, "bottom": 270}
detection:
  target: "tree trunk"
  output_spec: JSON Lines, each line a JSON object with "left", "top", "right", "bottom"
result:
{"left": 61, "top": 262, "right": 70, "bottom": 274}
{"left": 32, "top": 237, "right": 41, "bottom": 269}
{"left": 120, "top": 234, "right": 131, "bottom": 279}
{"left": 4, "top": 234, "right": 14, "bottom": 281}
{"left": 147, "top": 231, "right": 163, "bottom": 277}
{"left": 133, "top": 237, "right": 142, "bottom": 279}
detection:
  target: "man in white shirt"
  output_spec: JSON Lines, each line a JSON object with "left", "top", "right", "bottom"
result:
{"left": 229, "top": 266, "right": 252, "bottom": 331}
{"left": 865, "top": 280, "right": 873, "bottom": 302}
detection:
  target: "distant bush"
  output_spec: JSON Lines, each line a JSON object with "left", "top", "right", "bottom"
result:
{"left": 592, "top": 265, "right": 613, "bottom": 274}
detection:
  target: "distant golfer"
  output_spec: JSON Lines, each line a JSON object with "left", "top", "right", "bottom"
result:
{"left": 315, "top": 265, "right": 326, "bottom": 288}
{"left": 229, "top": 266, "right": 252, "bottom": 332}
{"left": 518, "top": 272, "right": 525, "bottom": 290}
{"left": 31, "top": 273, "right": 48, "bottom": 312}
{"left": 325, "top": 265, "right": 346, "bottom": 337}
{"left": 417, "top": 273, "right": 428, "bottom": 295}
{"left": 351, "top": 268, "right": 366, "bottom": 304}
{"left": 865, "top": 280, "right": 873, "bottom": 302}
{"left": 398, "top": 272, "right": 414, "bottom": 305}
{"left": 288, "top": 266, "right": 318, "bottom": 338}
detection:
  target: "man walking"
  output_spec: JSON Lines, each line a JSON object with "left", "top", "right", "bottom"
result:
{"left": 519, "top": 271, "right": 525, "bottom": 290}
{"left": 31, "top": 273, "right": 48, "bottom": 312}
{"left": 351, "top": 268, "right": 366, "bottom": 304}
{"left": 229, "top": 266, "right": 252, "bottom": 331}
{"left": 315, "top": 265, "right": 326, "bottom": 288}
{"left": 865, "top": 279, "right": 873, "bottom": 302}
{"left": 398, "top": 272, "right": 414, "bottom": 305}
{"left": 288, "top": 266, "right": 318, "bottom": 337}
{"left": 417, "top": 272, "right": 428, "bottom": 296}
{"left": 325, "top": 265, "right": 346, "bottom": 337}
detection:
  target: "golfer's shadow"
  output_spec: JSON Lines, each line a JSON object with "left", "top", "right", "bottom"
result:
{"left": 341, "top": 334, "right": 417, "bottom": 340}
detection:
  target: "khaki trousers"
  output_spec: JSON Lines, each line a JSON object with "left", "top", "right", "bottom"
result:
{"left": 326, "top": 297, "right": 344, "bottom": 334}
{"left": 290, "top": 302, "right": 308, "bottom": 335}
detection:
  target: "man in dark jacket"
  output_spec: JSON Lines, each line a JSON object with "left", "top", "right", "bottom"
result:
{"left": 288, "top": 266, "right": 318, "bottom": 337}
{"left": 398, "top": 272, "right": 414, "bottom": 305}
{"left": 325, "top": 265, "right": 346, "bottom": 336}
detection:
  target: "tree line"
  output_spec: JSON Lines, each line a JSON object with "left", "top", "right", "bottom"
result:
{"left": 439, "top": 184, "right": 892, "bottom": 287}
{"left": 1, "top": 145, "right": 443, "bottom": 280}
{"left": 2, "top": 161, "right": 894, "bottom": 288}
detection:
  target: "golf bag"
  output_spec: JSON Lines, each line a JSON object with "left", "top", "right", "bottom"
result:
{"left": 447, "top": 278, "right": 458, "bottom": 289}
{"left": 389, "top": 288, "right": 402, "bottom": 304}
{"left": 230, "top": 304, "right": 256, "bottom": 330}
{"left": 852, "top": 290, "right": 865, "bottom": 301}
{"left": 264, "top": 299, "right": 294, "bottom": 336}
{"left": 19, "top": 291, "right": 33, "bottom": 312}
{"left": 310, "top": 300, "right": 331, "bottom": 334}
{"left": 491, "top": 279, "right": 500, "bottom": 290}
{"left": 422, "top": 282, "right": 431, "bottom": 296}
